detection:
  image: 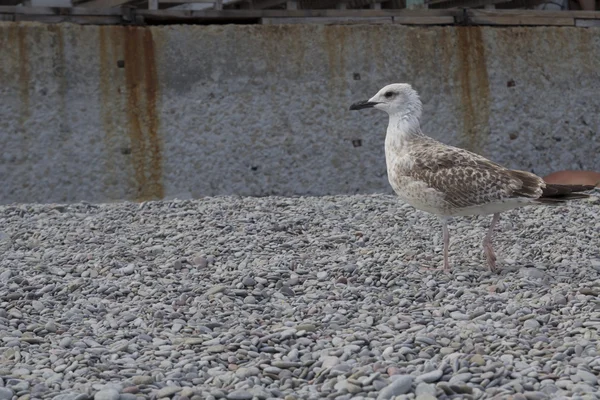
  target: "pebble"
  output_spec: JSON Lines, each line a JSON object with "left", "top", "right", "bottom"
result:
{"left": 450, "top": 311, "right": 469, "bottom": 321}
{"left": 317, "top": 271, "right": 328, "bottom": 281}
{"left": 416, "top": 370, "right": 443, "bottom": 383}
{"left": 156, "top": 386, "right": 182, "bottom": 398}
{"left": 0, "top": 388, "right": 14, "bottom": 400}
{"left": 449, "top": 373, "right": 472, "bottom": 384}
{"left": 94, "top": 389, "right": 120, "bottom": 400}
{"left": 131, "top": 376, "right": 153, "bottom": 385}
{"left": 206, "top": 285, "right": 226, "bottom": 295}
{"left": 192, "top": 256, "right": 208, "bottom": 268}
{"left": 377, "top": 375, "right": 413, "bottom": 399}
{"left": 226, "top": 390, "right": 253, "bottom": 400}
{"left": 577, "top": 370, "right": 597, "bottom": 385}
{"left": 524, "top": 319, "right": 541, "bottom": 329}
{"left": 322, "top": 356, "right": 340, "bottom": 369}
{"left": 235, "top": 367, "right": 260, "bottom": 378}
{"left": 415, "top": 382, "right": 436, "bottom": 396}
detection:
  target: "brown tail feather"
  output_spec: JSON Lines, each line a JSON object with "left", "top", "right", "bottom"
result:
{"left": 542, "top": 183, "right": 594, "bottom": 197}
{"left": 538, "top": 183, "right": 595, "bottom": 203}
{"left": 508, "top": 169, "right": 595, "bottom": 203}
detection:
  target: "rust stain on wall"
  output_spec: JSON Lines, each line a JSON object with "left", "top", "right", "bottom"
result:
{"left": 47, "top": 25, "right": 67, "bottom": 135}
{"left": 370, "top": 27, "right": 385, "bottom": 75}
{"left": 123, "top": 26, "right": 164, "bottom": 201}
{"left": 98, "top": 26, "right": 164, "bottom": 202}
{"left": 438, "top": 28, "right": 454, "bottom": 85}
{"left": 324, "top": 26, "right": 348, "bottom": 89}
{"left": 99, "top": 25, "right": 118, "bottom": 187}
{"left": 455, "top": 27, "right": 490, "bottom": 154}
{"left": 577, "top": 28, "right": 594, "bottom": 74}
{"left": 0, "top": 29, "right": 9, "bottom": 86}
{"left": 7, "top": 25, "right": 31, "bottom": 129}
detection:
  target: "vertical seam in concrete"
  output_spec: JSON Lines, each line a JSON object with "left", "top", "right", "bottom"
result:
{"left": 15, "top": 25, "right": 30, "bottom": 135}
{"left": 99, "top": 25, "right": 119, "bottom": 200}
{"left": 456, "top": 26, "right": 491, "bottom": 155}
{"left": 123, "top": 26, "right": 164, "bottom": 202}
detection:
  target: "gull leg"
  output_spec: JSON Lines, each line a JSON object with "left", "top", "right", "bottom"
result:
{"left": 421, "top": 217, "right": 451, "bottom": 273}
{"left": 442, "top": 218, "right": 450, "bottom": 271}
{"left": 483, "top": 213, "right": 500, "bottom": 273}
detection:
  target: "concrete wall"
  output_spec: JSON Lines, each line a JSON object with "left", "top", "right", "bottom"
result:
{"left": 1, "top": 22, "right": 599, "bottom": 204}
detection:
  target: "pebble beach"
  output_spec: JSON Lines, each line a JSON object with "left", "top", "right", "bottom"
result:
{"left": 1, "top": 194, "right": 600, "bottom": 400}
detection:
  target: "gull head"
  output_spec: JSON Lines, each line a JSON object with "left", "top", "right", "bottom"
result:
{"left": 349, "top": 83, "right": 422, "bottom": 120}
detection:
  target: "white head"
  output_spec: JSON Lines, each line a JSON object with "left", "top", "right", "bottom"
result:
{"left": 349, "top": 83, "right": 422, "bottom": 122}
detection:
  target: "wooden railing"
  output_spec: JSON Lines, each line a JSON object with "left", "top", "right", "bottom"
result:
{"left": 0, "top": 0, "right": 598, "bottom": 25}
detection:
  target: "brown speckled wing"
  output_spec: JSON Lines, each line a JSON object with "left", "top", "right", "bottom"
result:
{"left": 404, "top": 141, "right": 543, "bottom": 209}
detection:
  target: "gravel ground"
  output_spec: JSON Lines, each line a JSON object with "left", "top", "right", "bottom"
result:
{"left": 1, "top": 194, "right": 600, "bottom": 400}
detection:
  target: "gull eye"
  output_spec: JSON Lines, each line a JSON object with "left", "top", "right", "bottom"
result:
{"left": 384, "top": 91, "right": 395, "bottom": 99}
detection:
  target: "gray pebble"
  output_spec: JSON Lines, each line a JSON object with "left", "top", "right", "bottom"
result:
{"left": 192, "top": 256, "right": 208, "bottom": 268}
{"left": 317, "top": 271, "right": 328, "bottom": 281}
{"left": 242, "top": 277, "right": 255, "bottom": 286}
{"left": 235, "top": 367, "right": 259, "bottom": 379}
{"left": 94, "top": 389, "right": 120, "bottom": 400}
{"left": 577, "top": 369, "right": 598, "bottom": 385}
{"left": 206, "top": 285, "right": 226, "bottom": 296}
{"left": 523, "top": 392, "right": 549, "bottom": 400}
{"left": 51, "top": 393, "right": 88, "bottom": 400}
{"left": 131, "top": 376, "right": 153, "bottom": 385}
{"left": 520, "top": 267, "right": 547, "bottom": 280}
{"left": 156, "top": 386, "right": 182, "bottom": 398}
{"left": 377, "top": 375, "right": 413, "bottom": 399}
{"left": 449, "top": 372, "right": 472, "bottom": 384}
{"left": 524, "top": 319, "right": 541, "bottom": 330}
{"left": 226, "top": 390, "right": 253, "bottom": 400}
{"left": 416, "top": 369, "right": 443, "bottom": 383}
{"left": 122, "top": 264, "right": 135, "bottom": 275}
{"left": 415, "top": 382, "right": 436, "bottom": 396}
{"left": 0, "top": 388, "right": 14, "bottom": 400}
{"left": 450, "top": 312, "right": 469, "bottom": 321}
{"left": 0, "top": 270, "right": 11, "bottom": 283}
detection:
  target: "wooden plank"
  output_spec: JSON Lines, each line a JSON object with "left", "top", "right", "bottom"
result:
{"left": 1, "top": 6, "right": 599, "bottom": 27}
{"left": 76, "top": 0, "right": 137, "bottom": 7}
{"left": 156, "top": 0, "right": 221, "bottom": 3}
{"left": 14, "top": 14, "right": 122, "bottom": 22}
{"left": 137, "top": 8, "right": 463, "bottom": 18}
{"left": 428, "top": 0, "right": 512, "bottom": 7}
{"left": 0, "top": 5, "right": 123, "bottom": 14}
{"left": 249, "top": 0, "right": 286, "bottom": 8}
{"left": 576, "top": 18, "right": 600, "bottom": 27}
{"left": 467, "top": 9, "right": 600, "bottom": 20}
{"left": 393, "top": 15, "right": 455, "bottom": 24}
{"left": 262, "top": 16, "right": 393, "bottom": 23}
{"left": 469, "top": 15, "right": 575, "bottom": 26}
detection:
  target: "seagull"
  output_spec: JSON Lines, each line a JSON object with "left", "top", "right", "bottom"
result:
{"left": 349, "top": 83, "right": 594, "bottom": 273}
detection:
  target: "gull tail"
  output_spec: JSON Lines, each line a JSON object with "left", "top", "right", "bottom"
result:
{"left": 509, "top": 169, "right": 595, "bottom": 204}
{"left": 538, "top": 183, "right": 595, "bottom": 203}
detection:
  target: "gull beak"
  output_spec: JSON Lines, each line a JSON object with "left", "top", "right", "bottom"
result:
{"left": 349, "top": 100, "right": 379, "bottom": 111}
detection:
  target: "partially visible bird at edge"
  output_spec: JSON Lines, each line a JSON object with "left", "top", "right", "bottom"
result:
{"left": 349, "top": 83, "right": 596, "bottom": 273}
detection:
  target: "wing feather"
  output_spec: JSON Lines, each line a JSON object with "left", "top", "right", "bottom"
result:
{"left": 404, "top": 141, "right": 544, "bottom": 209}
